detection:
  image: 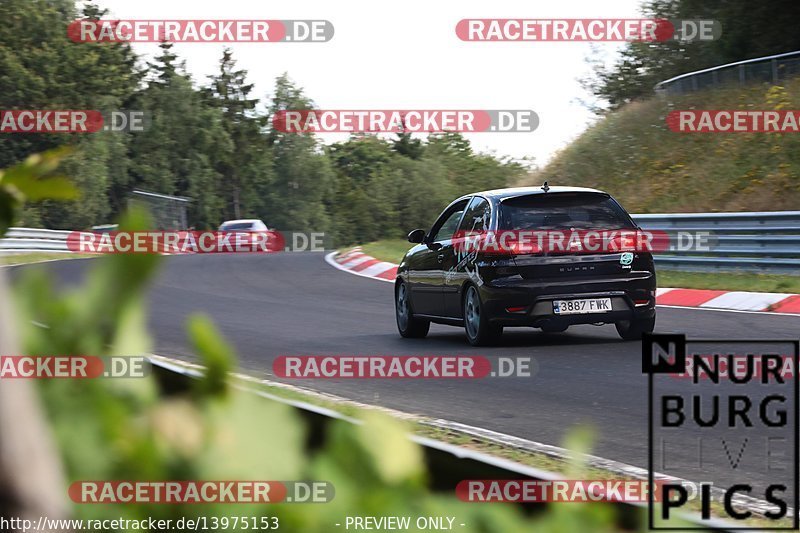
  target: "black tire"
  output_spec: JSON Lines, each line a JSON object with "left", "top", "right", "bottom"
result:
{"left": 463, "top": 285, "right": 503, "bottom": 346}
{"left": 395, "top": 281, "right": 430, "bottom": 338}
{"left": 541, "top": 323, "right": 569, "bottom": 333}
{"left": 615, "top": 315, "right": 656, "bottom": 340}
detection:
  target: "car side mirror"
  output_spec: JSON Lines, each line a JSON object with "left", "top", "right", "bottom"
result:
{"left": 407, "top": 229, "right": 426, "bottom": 244}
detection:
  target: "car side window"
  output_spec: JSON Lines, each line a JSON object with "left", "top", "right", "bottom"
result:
{"left": 429, "top": 200, "right": 469, "bottom": 243}
{"left": 458, "top": 196, "right": 491, "bottom": 234}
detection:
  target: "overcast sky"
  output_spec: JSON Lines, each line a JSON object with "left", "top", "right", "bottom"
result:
{"left": 95, "top": 0, "right": 643, "bottom": 166}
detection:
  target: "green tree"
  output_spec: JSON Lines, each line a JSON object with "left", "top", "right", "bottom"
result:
{"left": 426, "top": 132, "right": 520, "bottom": 193}
{"left": 265, "top": 74, "right": 333, "bottom": 233}
{"left": 585, "top": 0, "right": 800, "bottom": 111}
{"left": 392, "top": 127, "right": 424, "bottom": 160}
{"left": 327, "top": 136, "right": 397, "bottom": 243}
{"left": 204, "top": 48, "right": 274, "bottom": 221}
{"left": 0, "top": 0, "right": 140, "bottom": 227}
{"left": 127, "top": 43, "right": 231, "bottom": 229}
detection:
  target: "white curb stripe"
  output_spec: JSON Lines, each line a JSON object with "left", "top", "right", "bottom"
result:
{"left": 325, "top": 251, "right": 393, "bottom": 283}
{"left": 358, "top": 261, "right": 396, "bottom": 277}
{"left": 341, "top": 255, "right": 373, "bottom": 269}
{"left": 699, "top": 291, "right": 794, "bottom": 311}
{"left": 336, "top": 251, "right": 365, "bottom": 264}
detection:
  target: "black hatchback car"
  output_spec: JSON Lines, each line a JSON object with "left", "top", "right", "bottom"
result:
{"left": 394, "top": 186, "right": 656, "bottom": 345}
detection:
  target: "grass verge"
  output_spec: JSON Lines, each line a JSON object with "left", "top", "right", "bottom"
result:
{"left": 359, "top": 239, "right": 411, "bottom": 264}
{"left": 519, "top": 79, "right": 800, "bottom": 213}
{"left": 0, "top": 252, "right": 94, "bottom": 266}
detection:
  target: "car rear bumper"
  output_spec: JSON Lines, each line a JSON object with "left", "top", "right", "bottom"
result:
{"left": 478, "top": 273, "right": 656, "bottom": 327}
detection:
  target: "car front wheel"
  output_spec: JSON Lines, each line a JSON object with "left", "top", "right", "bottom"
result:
{"left": 396, "top": 281, "right": 430, "bottom": 338}
{"left": 463, "top": 285, "right": 503, "bottom": 346}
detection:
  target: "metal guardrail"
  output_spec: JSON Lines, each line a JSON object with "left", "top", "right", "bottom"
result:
{"left": 631, "top": 212, "right": 800, "bottom": 274}
{"left": 0, "top": 227, "right": 72, "bottom": 253}
{"left": 2, "top": 213, "right": 799, "bottom": 274}
{"left": 654, "top": 50, "right": 800, "bottom": 95}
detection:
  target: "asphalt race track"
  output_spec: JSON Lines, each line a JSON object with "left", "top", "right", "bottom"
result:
{"left": 18, "top": 253, "right": 800, "bottom": 499}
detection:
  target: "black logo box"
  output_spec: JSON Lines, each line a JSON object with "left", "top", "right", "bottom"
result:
{"left": 642, "top": 334, "right": 799, "bottom": 530}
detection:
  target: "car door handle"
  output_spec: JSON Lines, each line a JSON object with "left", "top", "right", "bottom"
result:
{"left": 437, "top": 253, "right": 444, "bottom": 262}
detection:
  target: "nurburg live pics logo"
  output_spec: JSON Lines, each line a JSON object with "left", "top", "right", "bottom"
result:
{"left": 642, "top": 333, "right": 799, "bottom": 529}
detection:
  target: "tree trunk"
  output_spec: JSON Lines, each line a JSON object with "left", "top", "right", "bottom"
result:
{"left": 233, "top": 187, "right": 241, "bottom": 220}
{"left": 0, "top": 269, "right": 70, "bottom": 531}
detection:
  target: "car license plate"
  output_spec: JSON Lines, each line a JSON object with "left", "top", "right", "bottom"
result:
{"left": 552, "top": 298, "right": 612, "bottom": 315}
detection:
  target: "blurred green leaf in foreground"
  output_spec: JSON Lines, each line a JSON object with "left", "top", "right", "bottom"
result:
{"left": 4, "top": 154, "right": 629, "bottom": 532}
{"left": 0, "top": 148, "right": 78, "bottom": 235}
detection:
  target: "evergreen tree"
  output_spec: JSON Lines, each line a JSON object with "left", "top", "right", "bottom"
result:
{"left": 204, "top": 48, "right": 274, "bottom": 221}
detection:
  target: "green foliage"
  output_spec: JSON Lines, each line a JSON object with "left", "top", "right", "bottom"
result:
{"left": 6, "top": 214, "right": 623, "bottom": 532}
{"left": 585, "top": 0, "right": 800, "bottom": 111}
{"left": 127, "top": 44, "right": 232, "bottom": 229}
{"left": 327, "top": 133, "right": 523, "bottom": 246}
{"left": 14, "top": 208, "right": 159, "bottom": 356}
{"left": 0, "top": 2, "right": 525, "bottom": 239}
{"left": 203, "top": 48, "right": 274, "bottom": 221}
{"left": 530, "top": 78, "right": 800, "bottom": 213}
{"left": 264, "top": 74, "right": 334, "bottom": 233}
{"left": 0, "top": 0, "right": 140, "bottom": 227}
{"left": 11, "top": 244, "right": 624, "bottom": 532}
{"left": 2, "top": 154, "right": 625, "bottom": 533}
{"left": 358, "top": 239, "right": 414, "bottom": 264}
{"left": 0, "top": 148, "right": 78, "bottom": 235}
{"left": 186, "top": 314, "right": 234, "bottom": 398}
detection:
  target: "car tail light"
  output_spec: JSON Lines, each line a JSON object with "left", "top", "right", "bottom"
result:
{"left": 510, "top": 240, "right": 541, "bottom": 255}
{"left": 484, "top": 239, "right": 542, "bottom": 256}
{"left": 505, "top": 306, "right": 527, "bottom": 313}
{"left": 603, "top": 230, "right": 640, "bottom": 252}
{"left": 456, "top": 231, "right": 542, "bottom": 257}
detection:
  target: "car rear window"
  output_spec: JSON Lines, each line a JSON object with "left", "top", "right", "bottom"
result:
{"left": 498, "top": 192, "right": 635, "bottom": 230}
{"left": 220, "top": 222, "right": 255, "bottom": 231}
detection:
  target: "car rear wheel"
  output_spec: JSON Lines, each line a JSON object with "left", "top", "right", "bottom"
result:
{"left": 463, "top": 285, "right": 503, "bottom": 346}
{"left": 396, "top": 282, "right": 430, "bottom": 338}
{"left": 615, "top": 315, "right": 655, "bottom": 340}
